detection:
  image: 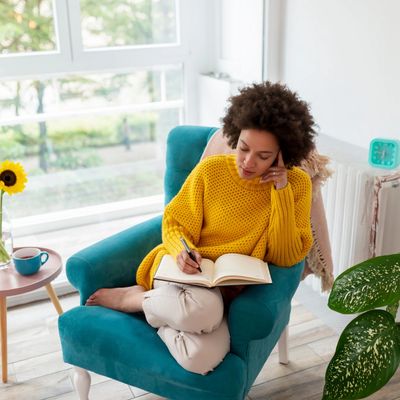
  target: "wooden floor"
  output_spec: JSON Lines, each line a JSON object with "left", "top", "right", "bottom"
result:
{"left": 0, "top": 294, "right": 399, "bottom": 400}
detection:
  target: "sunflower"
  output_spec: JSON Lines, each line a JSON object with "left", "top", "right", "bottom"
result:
{"left": 0, "top": 160, "right": 28, "bottom": 195}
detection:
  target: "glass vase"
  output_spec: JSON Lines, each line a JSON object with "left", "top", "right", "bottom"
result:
{"left": 0, "top": 206, "right": 13, "bottom": 270}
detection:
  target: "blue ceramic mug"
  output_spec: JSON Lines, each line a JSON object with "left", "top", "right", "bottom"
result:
{"left": 12, "top": 247, "right": 49, "bottom": 276}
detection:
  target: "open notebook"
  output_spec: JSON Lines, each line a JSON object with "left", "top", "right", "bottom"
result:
{"left": 154, "top": 253, "right": 272, "bottom": 288}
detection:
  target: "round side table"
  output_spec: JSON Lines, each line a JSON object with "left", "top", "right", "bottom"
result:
{"left": 0, "top": 247, "right": 63, "bottom": 384}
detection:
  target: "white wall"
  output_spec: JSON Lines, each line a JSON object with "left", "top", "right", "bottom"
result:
{"left": 181, "top": 0, "right": 217, "bottom": 123}
{"left": 216, "top": 0, "right": 264, "bottom": 83}
{"left": 280, "top": 0, "right": 400, "bottom": 148}
{"left": 199, "top": 0, "right": 400, "bottom": 145}
{"left": 197, "top": 0, "right": 264, "bottom": 126}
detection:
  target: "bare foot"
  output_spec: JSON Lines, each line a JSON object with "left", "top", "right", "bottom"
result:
{"left": 86, "top": 285, "right": 146, "bottom": 313}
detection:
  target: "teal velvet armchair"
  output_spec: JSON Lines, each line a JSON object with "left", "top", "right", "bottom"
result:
{"left": 58, "top": 125, "right": 305, "bottom": 400}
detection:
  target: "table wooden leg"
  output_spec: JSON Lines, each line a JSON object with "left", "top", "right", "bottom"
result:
{"left": 45, "top": 284, "right": 63, "bottom": 315}
{"left": 0, "top": 296, "right": 7, "bottom": 383}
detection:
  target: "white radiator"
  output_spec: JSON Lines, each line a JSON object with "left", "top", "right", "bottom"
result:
{"left": 303, "top": 135, "right": 400, "bottom": 294}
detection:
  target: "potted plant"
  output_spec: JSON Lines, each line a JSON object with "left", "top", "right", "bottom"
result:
{"left": 323, "top": 253, "right": 400, "bottom": 399}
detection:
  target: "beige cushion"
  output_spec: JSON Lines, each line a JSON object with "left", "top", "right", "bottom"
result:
{"left": 201, "top": 129, "right": 334, "bottom": 292}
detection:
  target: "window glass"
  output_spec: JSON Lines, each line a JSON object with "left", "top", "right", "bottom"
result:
{"left": 165, "top": 68, "right": 183, "bottom": 101}
{"left": 0, "top": 68, "right": 184, "bottom": 119}
{"left": 0, "top": 0, "right": 56, "bottom": 55}
{"left": 80, "top": 0, "right": 178, "bottom": 49}
{"left": 0, "top": 68, "right": 183, "bottom": 218}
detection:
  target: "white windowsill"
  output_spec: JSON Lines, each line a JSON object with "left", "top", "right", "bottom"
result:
{"left": 13, "top": 194, "right": 164, "bottom": 237}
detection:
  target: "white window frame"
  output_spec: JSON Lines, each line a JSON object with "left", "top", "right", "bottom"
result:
{"left": 0, "top": 0, "right": 203, "bottom": 232}
{"left": 0, "top": 0, "right": 214, "bottom": 305}
{"left": 0, "top": 0, "right": 219, "bottom": 135}
{"left": 0, "top": 0, "right": 200, "bottom": 121}
{"left": 0, "top": 0, "right": 188, "bottom": 77}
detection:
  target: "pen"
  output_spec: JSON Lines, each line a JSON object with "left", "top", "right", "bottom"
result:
{"left": 179, "top": 237, "right": 202, "bottom": 272}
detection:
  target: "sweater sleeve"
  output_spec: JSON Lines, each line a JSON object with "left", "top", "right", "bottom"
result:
{"left": 162, "top": 162, "right": 205, "bottom": 259}
{"left": 265, "top": 169, "right": 313, "bottom": 266}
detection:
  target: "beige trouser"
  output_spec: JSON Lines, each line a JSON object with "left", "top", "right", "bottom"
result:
{"left": 142, "top": 280, "right": 230, "bottom": 375}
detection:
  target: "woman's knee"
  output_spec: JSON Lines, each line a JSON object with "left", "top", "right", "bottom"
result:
{"left": 179, "top": 340, "right": 230, "bottom": 375}
{"left": 178, "top": 350, "right": 219, "bottom": 375}
{"left": 177, "top": 286, "right": 224, "bottom": 333}
{"left": 158, "top": 319, "right": 230, "bottom": 375}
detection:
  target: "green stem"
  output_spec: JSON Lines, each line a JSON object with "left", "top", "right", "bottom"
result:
{"left": 0, "top": 190, "right": 10, "bottom": 263}
{"left": 0, "top": 242, "right": 10, "bottom": 262}
{"left": 0, "top": 190, "right": 3, "bottom": 240}
{"left": 0, "top": 191, "right": 7, "bottom": 261}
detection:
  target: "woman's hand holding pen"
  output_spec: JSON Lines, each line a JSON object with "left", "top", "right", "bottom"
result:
{"left": 177, "top": 249, "right": 203, "bottom": 274}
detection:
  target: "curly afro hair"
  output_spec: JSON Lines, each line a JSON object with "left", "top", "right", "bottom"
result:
{"left": 222, "top": 81, "right": 316, "bottom": 167}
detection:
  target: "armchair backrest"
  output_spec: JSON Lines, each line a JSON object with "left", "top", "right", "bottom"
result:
{"left": 164, "top": 125, "right": 218, "bottom": 205}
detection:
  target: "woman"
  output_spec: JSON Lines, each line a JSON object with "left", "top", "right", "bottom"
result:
{"left": 86, "top": 81, "right": 316, "bottom": 375}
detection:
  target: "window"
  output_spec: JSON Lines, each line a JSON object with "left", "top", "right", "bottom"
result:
{"left": 0, "top": 67, "right": 183, "bottom": 218}
{"left": 0, "top": 0, "right": 198, "bottom": 273}
{"left": 80, "top": 0, "right": 178, "bottom": 48}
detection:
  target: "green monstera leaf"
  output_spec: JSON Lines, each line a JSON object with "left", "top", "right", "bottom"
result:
{"left": 328, "top": 253, "right": 400, "bottom": 314}
{"left": 323, "top": 310, "right": 400, "bottom": 400}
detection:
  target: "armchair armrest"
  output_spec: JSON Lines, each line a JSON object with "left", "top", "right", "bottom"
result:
{"left": 67, "top": 215, "right": 162, "bottom": 304}
{"left": 228, "top": 260, "right": 304, "bottom": 357}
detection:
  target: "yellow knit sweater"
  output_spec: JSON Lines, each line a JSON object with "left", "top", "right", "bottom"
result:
{"left": 136, "top": 154, "right": 313, "bottom": 290}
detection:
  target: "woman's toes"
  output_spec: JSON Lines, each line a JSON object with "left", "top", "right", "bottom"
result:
{"left": 86, "top": 293, "right": 98, "bottom": 305}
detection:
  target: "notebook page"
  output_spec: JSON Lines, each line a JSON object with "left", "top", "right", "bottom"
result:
{"left": 213, "top": 253, "right": 269, "bottom": 282}
{"left": 155, "top": 255, "right": 214, "bottom": 285}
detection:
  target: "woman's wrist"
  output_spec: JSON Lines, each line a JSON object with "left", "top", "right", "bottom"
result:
{"left": 275, "top": 182, "right": 288, "bottom": 190}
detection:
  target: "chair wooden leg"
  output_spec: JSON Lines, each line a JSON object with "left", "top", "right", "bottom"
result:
{"left": 73, "top": 367, "right": 91, "bottom": 400}
{"left": 278, "top": 325, "right": 289, "bottom": 365}
{"left": 45, "top": 283, "right": 64, "bottom": 315}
